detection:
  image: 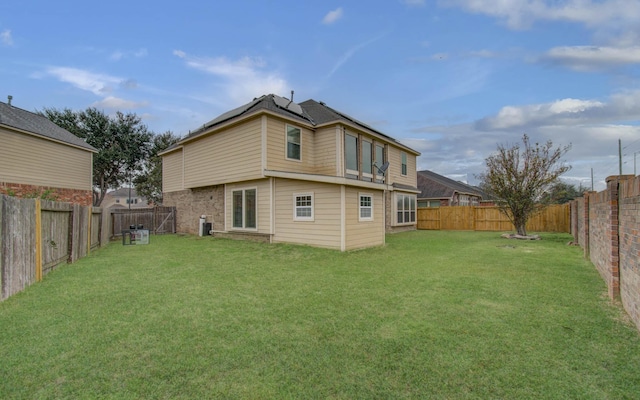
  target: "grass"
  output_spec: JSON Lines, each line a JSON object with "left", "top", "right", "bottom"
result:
{"left": 1, "top": 231, "right": 639, "bottom": 399}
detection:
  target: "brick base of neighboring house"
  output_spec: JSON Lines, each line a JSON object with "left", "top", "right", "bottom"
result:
{"left": 0, "top": 182, "right": 93, "bottom": 206}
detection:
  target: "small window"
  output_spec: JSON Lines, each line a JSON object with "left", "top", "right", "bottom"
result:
{"left": 287, "top": 125, "right": 301, "bottom": 160}
{"left": 359, "top": 194, "right": 373, "bottom": 221}
{"left": 294, "top": 193, "right": 314, "bottom": 221}
{"left": 361, "top": 140, "right": 372, "bottom": 179}
{"left": 401, "top": 152, "right": 407, "bottom": 176}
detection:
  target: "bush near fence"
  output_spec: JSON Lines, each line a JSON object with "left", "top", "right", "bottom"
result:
{"left": 417, "top": 204, "right": 570, "bottom": 232}
{"left": 0, "top": 195, "right": 110, "bottom": 301}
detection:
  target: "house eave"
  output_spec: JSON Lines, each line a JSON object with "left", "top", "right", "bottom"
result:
{"left": 264, "top": 170, "right": 390, "bottom": 191}
{"left": 1, "top": 123, "right": 98, "bottom": 153}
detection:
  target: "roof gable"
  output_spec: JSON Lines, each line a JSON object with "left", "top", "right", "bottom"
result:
{"left": 0, "top": 101, "right": 96, "bottom": 152}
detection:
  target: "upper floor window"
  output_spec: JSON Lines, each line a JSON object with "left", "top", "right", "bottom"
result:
{"left": 401, "top": 152, "right": 408, "bottom": 176}
{"left": 233, "top": 188, "right": 257, "bottom": 229}
{"left": 396, "top": 193, "right": 416, "bottom": 224}
{"left": 294, "top": 193, "right": 314, "bottom": 221}
{"left": 287, "top": 125, "right": 301, "bottom": 160}
{"left": 359, "top": 194, "right": 373, "bottom": 221}
{"left": 345, "top": 133, "right": 358, "bottom": 176}
{"left": 361, "top": 140, "right": 372, "bottom": 181}
{"left": 375, "top": 144, "right": 385, "bottom": 183}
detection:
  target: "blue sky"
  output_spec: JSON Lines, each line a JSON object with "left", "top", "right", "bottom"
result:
{"left": 3, "top": 0, "right": 640, "bottom": 190}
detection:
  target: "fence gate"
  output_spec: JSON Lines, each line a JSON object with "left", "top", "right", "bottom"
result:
{"left": 111, "top": 206, "right": 176, "bottom": 236}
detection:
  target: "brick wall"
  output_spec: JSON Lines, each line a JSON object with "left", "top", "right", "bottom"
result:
{"left": 0, "top": 182, "right": 92, "bottom": 206}
{"left": 571, "top": 175, "right": 640, "bottom": 331}
{"left": 163, "top": 186, "right": 224, "bottom": 235}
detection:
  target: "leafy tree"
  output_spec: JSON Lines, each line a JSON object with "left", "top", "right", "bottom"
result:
{"left": 477, "top": 134, "right": 571, "bottom": 236}
{"left": 41, "top": 107, "right": 153, "bottom": 206}
{"left": 134, "top": 131, "right": 181, "bottom": 205}
{"left": 542, "top": 181, "right": 583, "bottom": 204}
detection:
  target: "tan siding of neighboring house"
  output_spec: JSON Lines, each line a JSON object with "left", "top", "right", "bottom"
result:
{"left": 387, "top": 145, "right": 417, "bottom": 188}
{"left": 225, "top": 179, "right": 271, "bottom": 234}
{"left": 184, "top": 118, "right": 263, "bottom": 188}
{"left": 265, "top": 118, "right": 316, "bottom": 174}
{"left": 0, "top": 127, "right": 92, "bottom": 190}
{"left": 273, "top": 178, "right": 342, "bottom": 249}
{"left": 313, "top": 126, "right": 339, "bottom": 176}
{"left": 162, "top": 149, "right": 183, "bottom": 193}
{"left": 344, "top": 187, "right": 385, "bottom": 250}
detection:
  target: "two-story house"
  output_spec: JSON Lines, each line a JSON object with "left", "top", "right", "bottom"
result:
{"left": 161, "top": 94, "right": 420, "bottom": 250}
{"left": 0, "top": 98, "right": 96, "bottom": 205}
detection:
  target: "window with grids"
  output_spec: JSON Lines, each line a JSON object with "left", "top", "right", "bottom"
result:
{"left": 294, "top": 193, "right": 313, "bottom": 221}
{"left": 396, "top": 193, "right": 416, "bottom": 224}
{"left": 359, "top": 194, "right": 373, "bottom": 221}
{"left": 232, "top": 188, "right": 257, "bottom": 229}
{"left": 287, "top": 125, "right": 301, "bottom": 160}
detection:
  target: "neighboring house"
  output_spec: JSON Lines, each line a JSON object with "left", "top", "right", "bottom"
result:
{"left": 161, "top": 94, "right": 420, "bottom": 251}
{"left": 0, "top": 98, "right": 96, "bottom": 206}
{"left": 101, "top": 187, "right": 151, "bottom": 209}
{"left": 417, "top": 170, "right": 491, "bottom": 207}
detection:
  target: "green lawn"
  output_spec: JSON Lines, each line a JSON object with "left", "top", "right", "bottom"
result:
{"left": 1, "top": 231, "right": 639, "bottom": 399}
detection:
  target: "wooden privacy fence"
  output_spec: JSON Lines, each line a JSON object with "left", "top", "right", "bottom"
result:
{"left": 0, "top": 195, "right": 111, "bottom": 301}
{"left": 417, "top": 204, "right": 570, "bottom": 232}
{"left": 111, "top": 206, "right": 176, "bottom": 236}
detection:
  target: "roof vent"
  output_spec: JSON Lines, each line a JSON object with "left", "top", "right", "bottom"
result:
{"left": 7, "top": 95, "right": 12, "bottom": 106}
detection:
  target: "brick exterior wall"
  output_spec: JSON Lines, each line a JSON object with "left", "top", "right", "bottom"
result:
{"left": 571, "top": 175, "right": 640, "bottom": 331}
{"left": 0, "top": 182, "right": 92, "bottom": 206}
{"left": 619, "top": 176, "right": 640, "bottom": 330}
{"left": 162, "top": 186, "right": 224, "bottom": 235}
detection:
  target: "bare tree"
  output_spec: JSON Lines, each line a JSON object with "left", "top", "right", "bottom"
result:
{"left": 478, "top": 134, "right": 571, "bottom": 236}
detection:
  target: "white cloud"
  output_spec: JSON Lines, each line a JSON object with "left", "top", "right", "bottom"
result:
{"left": 475, "top": 90, "right": 640, "bottom": 131}
{"left": 322, "top": 7, "right": 344, "bottom": 25}
{"left": 543, "top": 45, "right": 640, "bottom": 71}
{"left": 44, "top": 66, "right": 123, "bottom": 95}
{"left": 1, "top": 29, "right": 13, "bottom": 46}
{"left": 439, "top": 0, "right": 640, "bottom": 30}
{"left": 92, "top": 96, "right": 148, "bottom": 110}
{"left": 173, "top": 50, "right": 288, "bottom": 104}
{"left": 110, "top": 48, "right": 148, "bottom": 61}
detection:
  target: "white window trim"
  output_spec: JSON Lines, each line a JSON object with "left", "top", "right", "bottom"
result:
{"left": 293, "top": 192, "right": 314, "bottom": 221}
{"left": 345, "top": 132, "right": 359, "bottom": 176}
{"left": 285, "top": 124, "right": 302, "bottom": 162}
{"left": 231, "top": 187, "right": 258, "bottom": 231}
{"left": 359, "top": 193, "right": 373, "bottom": 222}
{"left": 395, "top": 193, "right": 416, "bottom": 225}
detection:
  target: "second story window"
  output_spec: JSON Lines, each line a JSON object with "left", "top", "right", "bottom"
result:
{"left": 375, "top": 144, "right": 385, "bottom": 183}
{"left": 287, "top": 125, "right": 301, "bottom": 160}
{"left": 361, "top": 140, "right": 372, "bottom": 181}
{"left": 401, "top": 152, "right": 407, "bottom": 176}
{"left": 345, "top": 133, "right": 358, "bottom": 177}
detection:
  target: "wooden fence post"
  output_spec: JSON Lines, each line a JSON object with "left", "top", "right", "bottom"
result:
{"left": 35, "top": 199, "right": 42, "bottom": 282}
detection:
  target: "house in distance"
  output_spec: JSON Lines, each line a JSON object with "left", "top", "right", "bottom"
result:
{"left": 161, "top": 93, "right": 420, "bottom": 250}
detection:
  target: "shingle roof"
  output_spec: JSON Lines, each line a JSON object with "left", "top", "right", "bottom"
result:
{"left": 0, "top": 101, "right": 96, "bottom": 152}
{"left": 417, "top": 170, "right": 486, "bottom": 199}
{"left": 167, "top": 94, "right": 419, "bottom": 155}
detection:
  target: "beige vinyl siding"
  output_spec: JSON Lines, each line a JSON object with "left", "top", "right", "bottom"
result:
{"left": 0, "top": 127, "right": 92, "bottom": 190}
{"left": 225, "top": 179, "right": 271, "bottom": 234}
{"left": 162, "top": 149, "right": 183, "bottom": 192}
{"left": 273, "top": 179, "right": 342, "bottom": 249}
{"left": 344, "top": 187, "right": 384, "bottom": 250}
{"left": 183, "top": 118, "right": 262, "bottom": 188}
{"left": 313, "top": 126, "right": 339, "bottom": 176}
{"left": 265, "top": 118, "right": 316, "bottom": 174}
{"left": 387, "top": 146, "right": 417, "bottom": 188}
